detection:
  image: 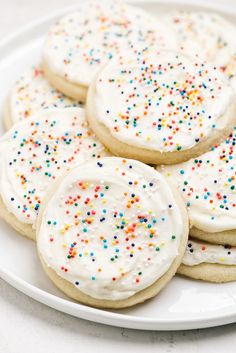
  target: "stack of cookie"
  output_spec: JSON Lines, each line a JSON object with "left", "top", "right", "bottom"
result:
{"left": 0, "top": 0, "right": 236, "bottom": 308}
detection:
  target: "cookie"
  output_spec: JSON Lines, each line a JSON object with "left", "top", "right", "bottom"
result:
{"left": 0, "top": 107, "right": 108, "bottom": 240}
{"left": 160, "top": 127, "right": 236, "bottom": 246}
{"left": 4, "top": 65, "right": 80, "bottom": 130}
{"left": 43, "top": 0, "right": 176, "bottom": 102}
{"left": 87, "top": 50, "right": 236, "bottom": 164}
{"left": 165, "top": 11, "right": 236, "bottom": 90}
{"left": 178, "top": 239, "right": 236, "bottom": 283}
{"left": 36, "top": 157, "right": 189, "bottom": 309}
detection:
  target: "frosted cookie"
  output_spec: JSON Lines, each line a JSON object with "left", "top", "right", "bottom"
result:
{"left": 0, "top": 107, "right": 108, "bottom": 240}
{"left": 36, "top": 157, "right": 189, "bottom": 309}
{"left": 87, "top": 50, "right": 236, "bottom": 164}
{"left": 178, "top": 239, "right": 236, "bottom": 283}
{"left": 43, "top": 0, "right": 176, "bottom": 102}
{"left": 4, "top": 65, "right": 80, "bottom": 130}
{"left": 165, "top": 11, "right": 236, "bottom": 89}
{"left": 160, "top": 127, "right": 236, "bottom": 246}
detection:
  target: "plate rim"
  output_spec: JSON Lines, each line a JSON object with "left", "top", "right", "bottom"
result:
{"left": 1, "top": 0, "right": 236, "bottom": 331}
{"left": 2, "top": 265, "right": 236, "bottom": 331}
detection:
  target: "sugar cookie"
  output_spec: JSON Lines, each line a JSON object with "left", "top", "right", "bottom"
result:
{"left": 87, "top": 50, "right": 236, "bottom": 164}
{"left": 4, "top": 65, "right": 80, "bottom": 130}
{"left": 43, "top": 0, "right": 176, "bottom": 101}
{"left": 160, "top": 127, "right": 236, "bottom": 246}
{"left": 0, "top": 107, "right": 108, "bottom": 240}
{"left": 37, "top": 157, "right": 189, "bottom": 308}
{"left": 165, "top": 11, "right": 236, "bottom": 90}
{"left": 178, "top": 239, "right": 236, "bottom": 283}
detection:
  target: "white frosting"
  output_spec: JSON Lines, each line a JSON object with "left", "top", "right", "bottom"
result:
{"left": 0, "top": 107, "right": 108, "bottom": 228}
{"left": 9, "top": 65, "right": 80, "bottom": 125}
{"left": 43, "top": 0, "right": 176, "bottom": 87}
{"left": 93, "top": 50, "right": 234, "bottom": 152}
{"left": 165, "top": 11, "right": 236, "bottom": 89}
{"left": 183, "top": 240, "right": 236, "bottom": 266}
{"left": 161, "top": 127, "right": 236, "bottom": 233}
{"left": 37, "top": 157, "right": 184, "bottom": 300}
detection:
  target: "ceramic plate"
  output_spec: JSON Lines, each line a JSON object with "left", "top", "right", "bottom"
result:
{"left": 1, "top": 0, "right": 236, "bottom": 331}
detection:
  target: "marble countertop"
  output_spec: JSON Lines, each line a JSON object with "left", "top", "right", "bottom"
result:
{"left": 1, "top": 277, "right": 236, "bottom": 353}
{"left": 1, "top": 1, "right": 236, "bottom": 352}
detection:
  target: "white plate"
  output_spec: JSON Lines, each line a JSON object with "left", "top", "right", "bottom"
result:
{"left": 1, "top": 0, "right": 236, "bottom": 331}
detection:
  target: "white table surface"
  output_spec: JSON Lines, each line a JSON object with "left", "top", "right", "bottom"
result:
{"left": 1, "top": 1, "right": 236, "bottom": 352}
